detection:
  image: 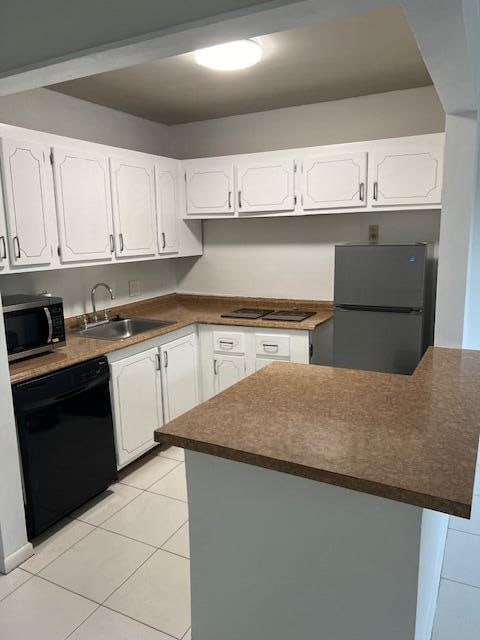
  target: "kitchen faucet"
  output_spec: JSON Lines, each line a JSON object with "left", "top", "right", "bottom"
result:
{"left": 91, "top": 282, "right": 115, "bottom": 324}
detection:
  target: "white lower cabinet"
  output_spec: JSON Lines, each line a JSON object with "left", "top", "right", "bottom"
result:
{"left": 199, "top": 324, "right": 310, "bottom": 400}
{"left": 213, "top": 354, "right": 247, "bottom": 394}
{"left": 160, "top": 333, "right": 200, "bottom": 422}
{"left": 108, "top": 324, "right": 310, "bottom": 467}
{"left": 110, "top": 347, "right": 163, "bottom": 469}
{"left": 108, "top": 329, "right": 200, "bottom": 468}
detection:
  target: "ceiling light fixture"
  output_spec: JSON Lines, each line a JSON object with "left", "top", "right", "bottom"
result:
{"left": 194, "top": 39, "right": 262, "bottom": 71}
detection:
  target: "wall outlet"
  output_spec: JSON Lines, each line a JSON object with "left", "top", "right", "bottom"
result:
{"left": 368, "top": 224, "right": 379, "bottom": 243}
{"left": 129, "top": 279, "right": 142, "bottom": 297}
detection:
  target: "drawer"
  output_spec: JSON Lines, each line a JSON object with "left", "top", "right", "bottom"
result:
{"left": 255, "top": 333, "right": 290, "bottom": 358}
{"left": 213, "top": 331, "right": 245, "bottom": 354}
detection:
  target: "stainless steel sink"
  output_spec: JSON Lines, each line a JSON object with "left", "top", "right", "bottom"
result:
{"left": 76, "top": 318, "right": 175, "bottom": 341}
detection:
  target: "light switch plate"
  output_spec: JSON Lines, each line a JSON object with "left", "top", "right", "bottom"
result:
{"left": 129, "top": 279, "right": 141, "bottom": 297}
{"left": 368, "top": 224, "right": 379, "bottom": 243}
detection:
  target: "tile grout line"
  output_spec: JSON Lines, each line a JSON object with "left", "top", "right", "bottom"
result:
{"left": 21, "top": 522, "right": 98, "bottom": 577}
{"left": 35, "top": 573, "right": 103, "bottom": 606}
{"left": 63, "top": 603, "right": 102, "bottom": 640}
{"left": 100, "top": 602, "right": 185, "bottom": 639}
{"left": 98, "top": 544, "right": 158, "bottom": 607}
{"left": 440, "top": 576, "right": 480, "bottom": 592}
{"left": 72, "top": 484, "right": 145, "bottom": 527}
{"left": 447, "top": 525, "right": 480, "bottom": 537}
{"left": 0, "top": 571, "right": 34, "bottom": 603}
{"left": 160, "top": 519, "right": 190, "bottom": 554}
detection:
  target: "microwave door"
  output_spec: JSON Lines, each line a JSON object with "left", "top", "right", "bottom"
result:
{"left": 5, "top": 306, "right": 52, "bottom": 359}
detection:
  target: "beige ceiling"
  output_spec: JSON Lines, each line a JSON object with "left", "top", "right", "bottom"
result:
{"left": 49, "top": 6, "right": 432, "bottom": 126}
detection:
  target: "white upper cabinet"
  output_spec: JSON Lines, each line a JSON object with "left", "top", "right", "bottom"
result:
{"left": 160, "top": 333, "right": 200, "bottom": 423}
{"left": 370, "top": 141, "right": 443, "bottom": 207}
{"left": 302, "top": 152, "right": 367, "bottom": 210}
{"left": 185, "top": 161, "right": 235, "bottom": 215}
{"left": 0, "top": 138, "right": 53, "bottom": 266}
{"left": 110, "top": 347, "right": 163, "bottom": 469}
{"left": 0, "top": 191, "right": 8, "bottom": 271}
{"left": 52, "top": 146, "right": 114, "bottom": 263}
{"left": 110, "top": 156, "right": 157, "bottom": 257}
{"left": 155, "top": 159, "right": 179, "bottom": 254}
{"left": 236, "top": 159, "right": 296, "bottom": 213}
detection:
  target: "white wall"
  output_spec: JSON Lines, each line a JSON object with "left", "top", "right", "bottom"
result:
{"left": 0, "top": 88, "right": 170, "bottom": 155}
{"left": 176, "top": 212, "right": 441, "bottom": 300}
{"left": 434, "top": 113, "right": 478, "bottom": 347}
{"left": 0, "top": 260, "right": 177, "bottom": 318}
{"left": 169, "top": 86, "right": 445, "bottom": 158}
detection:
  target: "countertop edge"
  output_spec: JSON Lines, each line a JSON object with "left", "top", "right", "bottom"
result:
{"left": 155, "top": 432, "right": 471, "bottom": 519}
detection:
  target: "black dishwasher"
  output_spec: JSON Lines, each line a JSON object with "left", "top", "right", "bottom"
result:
{"left": 13, "top": 357, "right": 117, "bottom": 538}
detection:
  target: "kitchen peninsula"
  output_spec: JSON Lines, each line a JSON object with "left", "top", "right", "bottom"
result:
{"left": 156, "top": 347, "right": 480, "bottom": 640}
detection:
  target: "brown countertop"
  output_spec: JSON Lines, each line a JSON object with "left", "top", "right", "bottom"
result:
{"left": 156, "top": 347, "right": 480, "bottom": 518}
{"left": 9, "top": 293, "right": 332, "bottom": 384}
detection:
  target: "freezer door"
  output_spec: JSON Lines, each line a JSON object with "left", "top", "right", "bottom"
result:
{"left": 334, "top": 244, "right": 427, "bottom": 309}
{"left": 333, "top": 308, "right": 424, "bottom": 374}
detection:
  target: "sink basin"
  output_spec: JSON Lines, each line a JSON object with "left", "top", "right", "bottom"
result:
{"left": 76, "top": 318, "right": 176, "bottom": 341}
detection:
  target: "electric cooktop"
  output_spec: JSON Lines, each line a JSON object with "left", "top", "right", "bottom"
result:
{"left": 261, "top": 310, "right": 316, "bottom": 322}
{"left": 220, "top": 308, "right": 274, "bottom": 319}
{"left": 220, "top": 308, "right": 316, "bottom": 322}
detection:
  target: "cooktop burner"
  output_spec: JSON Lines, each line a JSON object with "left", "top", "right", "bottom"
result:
{"left": 220, "top": 308, "right": 274, "bottom": 319}
{"left": 261, "top": 310, "right": 316, "bottom": 322}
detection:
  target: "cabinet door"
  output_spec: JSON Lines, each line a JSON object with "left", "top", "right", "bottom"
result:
{"left": 160, "top": 333, "right": 200, "bottom": 423}
{"left": 110, "top": 157, "right": 157, "bottom": 257}
{"left": 0, "top": 191, "right": 8, "bottom": 271}
{"left": 155, "top": 160, "right": 179, "bottom": 254}
{"left": 302, "top": 152, "right": 367, "bottom": 210}
{"left": 52, "top": 147, "right": 114, "bottom": 263}
{"left": 237, "top": 159, "right": 295, "bottom": 213}
{"left": 0, "top": 138, "right": 52, "bottom": 266}
{"left": 213, "top": 354, "right": 246, "bottom": 395}
{"left": 185, "top": 162, "right": 234, "bottom": 215}
{"left": 110, "top": 348, "right": 163, "bottom": 469}
{"left": 370, "top": 144, "right": 443, "bottom": 207}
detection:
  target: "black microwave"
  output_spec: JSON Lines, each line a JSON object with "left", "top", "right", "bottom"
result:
{"left": 2, "top": 294, "right": 66, "bottom": 362}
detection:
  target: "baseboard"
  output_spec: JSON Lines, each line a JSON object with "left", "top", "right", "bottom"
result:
{"left": 0, "top": 542, "right": 33, "bottom": 574}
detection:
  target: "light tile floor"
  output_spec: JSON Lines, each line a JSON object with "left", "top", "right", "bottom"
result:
{"left": 0, "top": 446, "right": 191, "bottom": 640}
{"left": 432, "top": 458, "right": 480, "bottom": 640}
{"left": 1, "top": 444, "right": 479, "bottom": 640}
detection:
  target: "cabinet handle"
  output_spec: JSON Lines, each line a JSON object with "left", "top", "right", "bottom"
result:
{"left": 109, "top": 234, "right": 114, "bottom": 253}
{"left": 13, "top": 236, "right": 21, "bottom": 259}
{"left": 213, "top": 359, "right": 218, "bottom": 375}
{"left": 164, "top": 351, "right": 168, "bottom": 368}
{"left": 373, "top": 181, "right": 378, "bottom": 201}
{"left": 0, "top": 236, "right": 6, "bottom": 260}
{"left": 161, "top": 232, "right": 166, "bottom": 250}
{"left": 359, "top": 182, "right": 365, "bottom": 201}
{"left": 119, "top": 233, "right": 124, "bottom": 252}
{"left": 238, "top": 190, "right": 242, "bottom": 209}
{"left": 228, "top": 191, "right": 232, "bottom": 209}
{"left": 262, "top": 343, "right": 279, "bottom": 352}
{"left": 155, "top": 353, "right": 161, "bottom": 371}
{"left": 219, "top": 339, "right": 234, "bottom": 348}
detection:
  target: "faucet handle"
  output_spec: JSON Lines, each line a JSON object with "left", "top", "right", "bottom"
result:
{"left": 103, "top": 308, "right": 110, "bottom": 322}
{"left": 78, "top": 314, "right": 88, "bottom": 330}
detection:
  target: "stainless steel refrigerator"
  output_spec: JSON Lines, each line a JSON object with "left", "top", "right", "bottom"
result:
{"left": 333, "top": 243, "right": 435, "bottom": 375}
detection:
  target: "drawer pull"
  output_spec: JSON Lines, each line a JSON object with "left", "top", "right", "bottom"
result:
{"left": 219, "top": 340, "right": 234, "bottom": 349}
{"left": 262, "top": 343, "right": 279, "bottom": 353}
